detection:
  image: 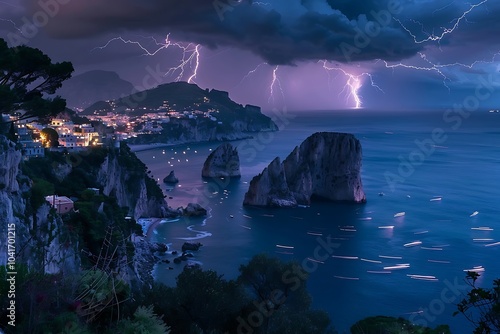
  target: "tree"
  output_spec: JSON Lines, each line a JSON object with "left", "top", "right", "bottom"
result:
{"left": 0, "top": 38, "right": 73, "bottom": 124}
{"left": 40, "top": 127, "right": 59, "bottom": 147}
{"left": 169, "top": 265, "right": 247, "bottom": 333}
{"left": 116, "top": 306, "right": 170, "bottom": 334}
{"left": 454, "top": 272, "right": 500, "bottom": 333}
{"left": 237, "top": 254, "right": 335, "bottom": 334}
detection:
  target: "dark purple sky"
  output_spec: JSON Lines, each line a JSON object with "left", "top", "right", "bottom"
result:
{"left": 2, "top": 0, "right": 500, "bottom": 111}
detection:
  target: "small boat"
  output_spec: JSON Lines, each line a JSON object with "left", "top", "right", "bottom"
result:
{"left": 430, "top": 197, "right": 442, "bottom": 201}
{"left": 470, "top": 211, "right": 479, "bottom": 217}
{"left": 420, "top": 247, "right": 442, "bottom": 251}
{"left": 404, "top": 241, "right": 422, "bottom": 247}
{"left": 229, "top": 215, "right": 234, "bottom": 218}
{"left": 360, "top": 258, "right": 382, "bottom": 263}
{"left": 276, "top": 244, "right": 294, "bottom": 249}
{"left": 485, "top": 242, "right": 500, "bottom": 247}
{"left": 463, "top": 266, "right": 485, "bottom": 273}
{"left": 394, "top": 212, "right": 406, "bottom": 218}
{"left": 332, "top": 255, "right": 358, "bottom": 260}
{"left": 383, "top": 264, "right": 410, "bottom": 270}
{"left": 379, "top": 255, "right": 402, "bottom": 259}
{"left": 471, "top": 227, "right": 493, "bottom": 231}
{"left": 333, "top": 275, "right": 359, "bottom": 280}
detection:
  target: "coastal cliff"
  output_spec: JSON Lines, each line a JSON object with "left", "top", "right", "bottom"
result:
{"left": 0, "top": 137, "right": 23, "bottom": 266}
{"left": 202, "top": 143, "right": 241, "bottom": 178}
{"left": 243, "top": 132, "right": 366, "bottom": 207}
{"left": 99, "top": 143, "right": 169, "bottom": 220}
{"left": 0, "top": 136, "right": 79, "bottom": 273}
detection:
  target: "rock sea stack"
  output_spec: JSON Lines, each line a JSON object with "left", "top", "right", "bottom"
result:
{"left": 243, "top": 132, "right": 366, "bottom": 207}
{"left": 163, "top": 171, "right": 179, "bottom": 184}
{"left": 202, "top": 143, "right": 241, "bottom": 178}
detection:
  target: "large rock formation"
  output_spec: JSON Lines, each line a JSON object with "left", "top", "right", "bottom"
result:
{"left": 0, "top": 136, "right": 80, "bottom": 273}
{"left": 243, "top": 132, "right": 366, "bottom": 207}
{"left": 202, "top": 143, "right": 241, "bottom": 178}
{"left": 99, "top": 144, "right": 169, "bottom": 219}
{"left": 0, "top": 136, "right": 23, "bottom": 266}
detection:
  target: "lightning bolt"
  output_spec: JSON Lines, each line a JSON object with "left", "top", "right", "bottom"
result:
{"left": 321, "top": 61, "right": 383, "bottom": 109}
{"left": 268, "top": 65, "right": 285, "bottom": 105}
{"left": 381, "top": 50, "right": 500, "bottom": 92}
{"left": 381, "top": 52, "right": 451, "bottom": 90}
{"left": 0, "top": 18, "right": 23, "bottom": 35}
{"left": 93, "top": 35, "right": 201, "bottom": 83}
{"left": 236, "top": 62, "right": 268, "bottom": 87}
{"left": 395, "top": 0, "right": 489, "bottom": 44}
{"left": 166, "top": 43, "right": 201, "bottom": 83}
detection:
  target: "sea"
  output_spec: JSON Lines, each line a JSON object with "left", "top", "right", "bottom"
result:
{"left": 135, "top": 109, "right": 500, "bottom": 333}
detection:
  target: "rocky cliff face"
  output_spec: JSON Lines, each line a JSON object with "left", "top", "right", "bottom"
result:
{"left": 0, "top": 136, "right": 79, "bottom": 273}
{"left": 202, "top": 143, "right": 241, "bottom": 178}
{"left": 0, "top": 137, "right": 22, "bottom": 266}
{"left": 243, "top": 132, "right": 366, "bottom": 207}
{"left": 98, "top": 145, "right": 169, "bottom": 219}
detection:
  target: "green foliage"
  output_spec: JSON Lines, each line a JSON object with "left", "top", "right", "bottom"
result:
{"left": 71, "top": 269, "right": 131, "bottom": 329}
{"left": 454, "top": 273, "right": 500, "bottom": 333}
{"left": 0, "top": 38, "right": 73, "bottom": 123}
{"left": 30, "top": 177, "right": 55, "bottom": 210}
{"left": 138, "top": 255, "right": 335, "bottom": 334}
{"left": 350, "top": 316, "right": 451, "bottom": 334}
{"left": 238, "top": 253, "right": 312, "bottom": 311}
{"left": 116, "top": 142, "right": 164, "bottom": 200}
{"left": 43, "top": 312, "right": 92, "bottom": 334}
{"left": 237, "top": 254, "right": 335, "bottom": 334}
{"left": 116, "top": 305, "right": 170, "bottom": 334}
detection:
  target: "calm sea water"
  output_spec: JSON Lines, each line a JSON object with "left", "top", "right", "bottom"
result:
{"left": 136, "top": 110, "right": 500, "bottom": 333}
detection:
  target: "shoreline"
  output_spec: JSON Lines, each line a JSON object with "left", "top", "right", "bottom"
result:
{"left": 129, "top": 143, "right": 175, "bottom": 152}
{"left": 127, "top": 135, "right": 257, "bottom": 153}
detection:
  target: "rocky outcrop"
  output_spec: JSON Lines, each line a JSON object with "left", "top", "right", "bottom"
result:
{"left": 0, "top": 136, "right": 21, "bottom": 193}
{"left": 0, "top": 136, "right": 80, "bottom": 274}
{"left": 201, "top": 143, "right": 241, "bottom": 178}
{"left": 98, "top": 145, "right": 169, "bottom": 220}
{"left": 163, "top": 171, "right": 179, "bottom": 184}
{"left": 0, "top": 137, "right": 23, "bottom": 266}
{"left": 243, "top": 132, "right": 366, "bottom": 207}
{"left": 182, "top": 242, "right": 203, "bottom": 252}
{"left": 181, "top": 203, "right": 207, "bottom": 217}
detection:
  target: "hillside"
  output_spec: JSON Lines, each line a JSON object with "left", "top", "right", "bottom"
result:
{"left": 58, "top": 70, "right": 134, "bottom": 109}
{"left": 83, "top": 82, "right": 278, "bottom": 145}
{"left": 83, "top": 81, "right": 266, "bottom": 117}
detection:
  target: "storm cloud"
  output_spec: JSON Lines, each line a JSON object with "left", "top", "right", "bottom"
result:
{"left": 12, "top": 0, "right": 426, "bottom": 64}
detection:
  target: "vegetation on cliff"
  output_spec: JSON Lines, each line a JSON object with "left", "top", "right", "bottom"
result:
{"left": 0, "top": 38, "right": 73, "bottom": 124}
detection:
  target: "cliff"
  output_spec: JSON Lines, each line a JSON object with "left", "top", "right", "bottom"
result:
{"left": 202, "top": 143, "right": 241, "bottom": 178}
{"left": 0, "top": 137, "right": 23, "bottom": 266}
{"left": 0, "top": 136, "right": 79, "bottom": 273}
{"left": 243, "top": 132, "right": 366, "bottom": 207}
{"left": 99, "top": 143, "right": 169, "bottom": 219}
